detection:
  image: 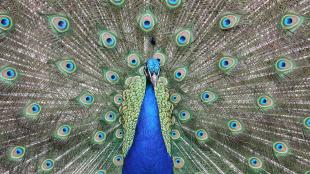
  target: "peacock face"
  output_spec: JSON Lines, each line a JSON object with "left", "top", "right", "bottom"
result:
{"left": 145, "top": 58, "right": 160, "bottom": 87}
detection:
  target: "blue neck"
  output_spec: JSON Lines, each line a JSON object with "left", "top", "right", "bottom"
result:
{"left": 123, "top": 82, "right": 173, "bottom": 174}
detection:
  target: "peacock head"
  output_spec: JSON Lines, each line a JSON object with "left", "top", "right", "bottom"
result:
{"left": 145, "top": 58, "right": 160, "bottom": 87}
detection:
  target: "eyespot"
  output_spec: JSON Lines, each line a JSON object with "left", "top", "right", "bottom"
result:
{"left": 304, "top": 117, "right": 310, "bottom": 130}
{"left": 170, "top": 93, "right": 182, "bottom": 104}
{"left": 92, "top": 131, "right": 106, "bottom": 144}
{"left": 257, "top": 95, "right": 274, "bottom": 111}
{"left": 0, "top": 66, "right": 18, "bottom": 83}
{"left": 195, "top": 129, "right": 208, "bottom": 142}
{"left": 227, "top": 120, "right": 243, "bottom": 133}
{"left": 103, "top": 111, "right": 117, "bottom": 124}
{"left": 54, "top": 125, "right": 72, "bottom": 141}
{"left": 113, "top": 155, "right": 124, "bottom": 166}
{"left": 164, "top": 0, "right": 182, "bottom": 9}
{"left": 219, "top": 14, "right": 241, "bottom": 29}
{"left": 23, "top": 102, "right": 42, "bottom": 119}
{"left": 55, "top": 59, "right": 77, "bottom": 76}
{"left": 170, "top": 129, "right": 180, "bottom": 140}
{"left": 103, "top": 69, "right": 119, "bottom": 84}
{"left": 175, "top": 29, "right": 193, "bottom": 47}
{"left": 218, "top": 56, "right": 238, "bottom": 74}
{"left": 113, "top": 93, "right": 123, "bottom": 106}
{"left": 41, "top": 159, "right": 54, "bottom": 172}
{"left": 200, "top": 90, "right": 218, "bottom": 105}
{"left": 152, "top": 51, "right": 167, "bottom": 66}
{"left": 178, "top": 110, "right": 191, "bottom": 123}
{"left": 305, "top": 171, "right": 310, "bottom": 174}
{"left": 275, "top": 58, "right": 294, "bottom": 77}
{"left": 48, "top": 15, "right": 70, "bottom": 34}
{"left": 138, "top": 12, "right": 156, "bottom": 32}
{"left": 173, "top": 67, "right": 188, "bottom": 82}
{"left": 0, "top": 15, "right": 14, "bottom": 32}
{"left": 173, "top": 157, "right": 185, "bottom": 169}
{"left": 273, "top": 142, "right": 288, "bottom": 155}
{"left": 248, "top": 157, "right": 263, "bottom": 169}
{"left": 96, "top": 170, "right": 107, "bottom": 174}
{"left": 9, "top": 146, "right": 26, "bottom": 161}
{"left": 109, "top": 0, "right": 125, "bottom": 6}
{"left": 126, "top": 52, "right": 141, "bottom": 68}
{"left": 78, "top": 92, "right": 95, "bottom": 107}
{"left": 280, "top": 14, "right": 304, "bottom": 32}
{"left": 115, "top": 128, "right": 124, "bottom": 139}
{"left": 99, "top": 30, "right": 117, "bottom": 49}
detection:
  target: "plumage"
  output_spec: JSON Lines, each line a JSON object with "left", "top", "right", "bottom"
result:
{"left": 0, "top": 0, "right": 310, "bottom": 174}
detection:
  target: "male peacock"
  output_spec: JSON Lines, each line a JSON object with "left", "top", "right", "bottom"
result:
{"left": 0, "top": 0, "right": 310, "bottom": 174}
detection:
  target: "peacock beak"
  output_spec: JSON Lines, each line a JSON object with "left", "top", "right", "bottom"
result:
{"left": 151, "top": 73, "right": 158, "bottom": 87}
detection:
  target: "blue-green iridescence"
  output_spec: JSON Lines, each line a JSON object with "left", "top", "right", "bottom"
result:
{"left": 219, "top": 14, "right": 241, "bottom": 29}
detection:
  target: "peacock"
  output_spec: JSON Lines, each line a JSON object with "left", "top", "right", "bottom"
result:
{"left": 0, "top": 0, "right": 310, "bottom": 173}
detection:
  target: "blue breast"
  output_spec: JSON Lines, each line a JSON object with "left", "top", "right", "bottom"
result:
{"left": 122, "top": 82, "right": 173, "bottom": 174}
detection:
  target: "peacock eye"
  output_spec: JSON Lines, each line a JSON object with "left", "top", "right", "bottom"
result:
{"left": 170, "top": 93, "right": 182, "bottom": 104}
{"left": 280, "top": 14, "right": 304, "bottom": 32}
{"left": 126, "top": 52, "right": 141, "bottom": 68}
{"left": 138, "top": 12, "right": 156, "bottom": 32}
{"left": 113, "top": 93, "right": 123, "bottom": 106}
{"left": 170, "top": 129, "right": 180, "bottom": 140}
{"left": 0, "top": 15, "right": 14, "bottom": 31}
{"left": 23, "top": 102, "right": 42, "bottom": 119}
{"left": 113, "top": 155, "right": 124, "bottom": 166}
{"left": 218, "top": 56, "right": 238, "bottom": 74}
{"left": 164, "top": 0, "right": 182, "bottom": 9}
{"left": 273, "top": 142, "right": 288, "bottom": 155}
{"left": 99, "top": 30, "right": 117, "bottom": 49}
{"left": 178, "top": 110, "right": 191, "bottom": 123}
{"left": 109, "top": 0, "right": 125, "bottom": 6}
{"left": 275, "top": 58, "right": 294, "bottom": 77}
{"left": 195, "top": 129, "right": 208, "bottom": 142}
{"left": 257, "top": 95, "right": 274, "bottom": 110}
{"left": 103, "top": 68, "right": 120, "bottom": 84}
{"left": 92, "top": 131, "right": 106, "bottom": 144}
{"left": 0, "top": 66, "right": 18, "bottom": 84}
{"left": 227, "top": 119, "right": 243, "bottom": 132}
{"left": 54, "top": 124, "right": 72, "bottom": 141}
{"left": 9, "top": 146, "right": 26, "bottom": 161}
{"left": 219, "top": 14, "right": 241, "bottom": 29}
{"left": 248, "top": 157, "right": 263, "bottom": 169}
{"left": 152, "top": 51, "right": 167, "bottom": 66}
{"left": 96, "top": 170, "right": 107, "bottom": 174}
{"left": 304, "top": 117, "right": 310, "bottom": 130}
{"left": 41, "top": 159, "right": 54, "bottom": 171}
{"left": 115, "top": 128, "right": 124, "bottom": 139}
{"left": 77, "top": 92, "right": 95, "bottom": 107}
{"left": 200, "top": 90, "right": 218, "bottom": 105}
{"left": 48, "top": 15, "right": 70, "bottom": 34}
{"left": 175, "top": 29, "right": 193, "bottom": 47}
{"left": 56, "top": 59, "right": 77, "bottom": 76}
{"left": 103, "top": 111, "right": 117, "bottom": 124}
{"left": 173, "top": 67, "right": 188, "bottom": 82}
{"left": 173, "top": 157, "right": 185, "bottom": 169}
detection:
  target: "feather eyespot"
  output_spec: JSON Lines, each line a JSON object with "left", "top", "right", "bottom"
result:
{"left": 219, "top": 14, "right": 241, "bottom": 29}
{"left": 304, "top": 117, "right": 310, "bottom": 130}
{"left": 175, "top": 29, "right": 193, "bottom": 47}
{"left": 23, "top": 102, "right": 42, "bottom": 119}
{"left": 173, "top": 67, "right": 188, "bottom": 82}
{"left": 164, "top": 0, "right": 182, "bottom": 9}
{"left": 178, "top": 110, "right": 191, "bottom": 123}
{"left": 280, "top": 14, "right": 303, "bottom": 32}
{"left": 138, "top": 12, "right": 156, "bottom": 32}
{"left": 103, "top": 111, "right": 117, "bottom": 124}
{"left": 113, "top": 155, "right": 124, "bottom": 166}
{"left": 0, "top": 15, "right": 14, "bottom": 32}
{"left": 48, "top": 15, "right": 70, "bottom": 34}
{"left": 54, "top": 125, "right": 72, "bottom": 141}
{"left": 218, "top": 56, "right": 238, "bottom": 74}
{"left": 56, "top": 59, "right": 77, "bottom": 76}
{"left": 126, "top": 52, "right": 141, "bottom": 68}
{"left": 227, "top": 119, "right": 243, "bottom": 132}
{"left": 103, "top": 69, "right": 120, "bottom": 84}
{"left": 9, "top": 146, "right": 26, "bottom": 161}
{"left": 99, "top": 30, "right": 117, "bottom": 49}
{"left": 96, "top": 170, "right": 107, "bottom": 174}
{"left": 115, "top": 129, "right": 124, "bottom": 139}
{"left": 273, "top": 142, "right": 288, "bottom": 154}
{"left": 248, "top": 157, "right": 263, "bottom": 169}
{"left": 200, "top": 90, "right": 218, "bottom": 105}
{"left": 170, "top": 129, "right": 180, "bottom": 140}
{"left": 109, "top": 0, "right": 125, "bottom": 6}
{"left": 77, "top": 92, "right": 95, "bottom": 107}
{"left": 93, "top": 131, "right": 106, "bottom": 144}
{"left": 170, "top": 93, "right": 182, "bottom": 104}
{"left": 274, "top": 58, "right": 294, "bottom": 77}
{"left": 0, "top": 66, "right": 18, "bottom": 84}
{"left": 173, "top": 157, "right": 185, "bottom": 169}
{"left": 257, "top": 95, "right": 274, "bottom": 111}
{"left": 195, "top": 129, "right": 208, "bottom": 142}
{"left": 41, "top": 159, "right": 54, "bottom": 172}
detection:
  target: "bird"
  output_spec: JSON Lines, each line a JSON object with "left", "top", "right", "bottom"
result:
{"left": 0, "top": 0, "right": 310, "bottom": 174}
